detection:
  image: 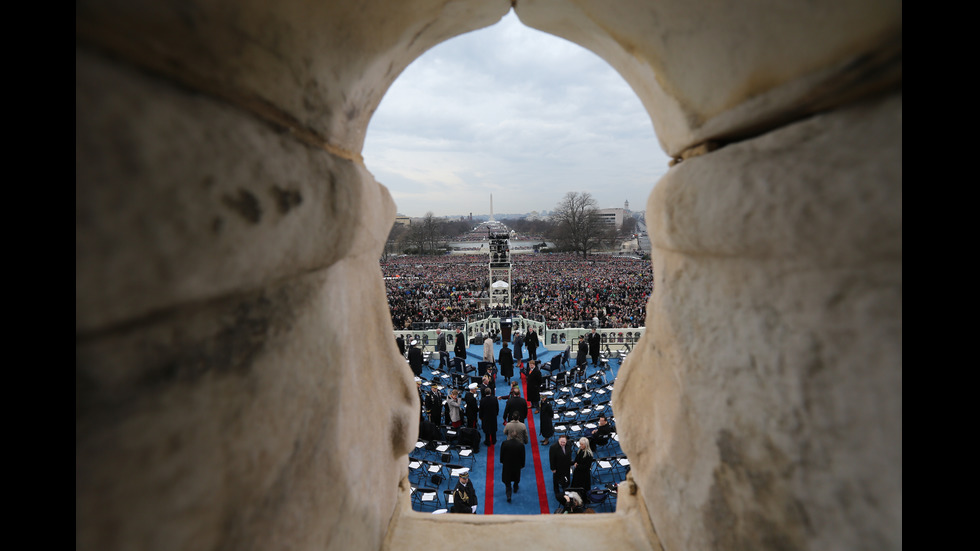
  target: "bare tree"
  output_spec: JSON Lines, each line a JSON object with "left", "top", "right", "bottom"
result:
{"left": 405, "top": 222, "right": 426, "bottom": 254}
{"left": 549, "top": 192, "right": 606, "bottom": 258}
{"left": 402, "top": 212, "right": 449, "bottom": 255}
{"left": 382, "top": 223, "right": 407, "bottom": 260}
{"left": 620, "top": 216, "right": 638, "bottom": 237}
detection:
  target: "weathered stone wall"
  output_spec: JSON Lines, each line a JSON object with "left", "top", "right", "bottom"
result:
{"left": 618, "top": 93, "right": 902, "bottom": 551}
{"left": 76, "top": 44, "right": 419, "bottom": 550}
{"left": 76, "top": 1, "right": 901, "bottom": 550}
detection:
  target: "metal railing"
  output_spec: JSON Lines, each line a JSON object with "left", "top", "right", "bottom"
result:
{"left": 396, "top": 312, "right": 643, "bottom": 353}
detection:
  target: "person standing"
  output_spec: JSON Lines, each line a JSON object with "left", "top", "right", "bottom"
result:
{"left": 464, "top": 383, "right": 480, "bottom": 429}
{"left": 408, "top": 339, "right": 424, "bottom": 377}
{"left": 479, "top": 374, "right": 493, "bottom": 397}
{"left": 483, "top": 334, "right": 495, "bottom": 367}
{"left": 436, "top": 328, "right": 448, "bottom": 370}
{"left": 549, "top": 435, "right": 573, "bottom": 506}
{"left": 539, "top": 397, "right": 554, "bottom": 445}
{"left": 576, "top": 335, "right": 589, "bottom": 367}
{"left": 503, "top": 388, "right": 527, "bottom": 425}
{"left": 425, "top": 387, "right": 443, "bottom": 425}
{"left": 498, "top": 341, "right": 514, "bottom": 384}
{"left": 588, "top": 328, "right": 601, "bottom": 367}
{"left": 450, "top": 471, "right": 478, "bottom": 513}
{"left": 396, "top": 334, "right": 406, "bottom": 357}
{"left": 479, "top": 387, "right": 499, "bottom": 446}
{"left": 499, "top": 431, "right": 526, "bottom": 502}
{"left": 526, "top": 360, "right": 542, "bottom": 413}
{"left": 453, "top": 327, "right": 467, "bottom": 369}
{"left": 525, "top": 327, "right": 539, "bottom": 361}
{"left": 570, "top": 436, "right": 594, "bottom": 493}
{"left": 503, "top": 412, "right": 529, "bottom": 444}
{"left": 447, "top": 389, "right": 463, "bottom": 429}
{"left": 512, "top": 330, "right": 524, "bottom": 368}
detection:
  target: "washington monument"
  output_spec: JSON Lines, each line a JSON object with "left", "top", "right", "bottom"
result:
{"left": 489, "top": 193, "right": 494, "bottom": 221}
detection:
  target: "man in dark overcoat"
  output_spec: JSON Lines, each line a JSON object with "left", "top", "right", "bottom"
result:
{"left": 479, "top": 387, "right": 499, "bottom": 446}
{"left": 436, "top": 328, "right": 448, "bottom": 369}
{"left": 525, "top": 327, "right": 539, "bottom": 361}
{"left": 503, "top": 389, "right": 527, "bottom": 424}
{"left": 526, "top": 360, "right": 542, "bottom": 412}
{"left": 453, "top": 328, "right": 467, "bottom": 363}
{"left": 549, "top": 434, "right": 573, "bottom": 506}
{"left": 463, "top": 383, "right": 480, "bottom": 429}
{"left": 499, "top": 432, "right": 526, "bottom": 502}
{"left": 588, "top": 328, "right": 601, "bottom": 367}
{"left": 576, "top": 335, "right": 588, "bottom": 367}
{"left": 498, "top": 341, "right": 514, "bottom": 383}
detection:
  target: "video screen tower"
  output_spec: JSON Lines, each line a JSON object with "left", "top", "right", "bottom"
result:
{"left": 488, "top": 230, "right": 511, "bottom": 307}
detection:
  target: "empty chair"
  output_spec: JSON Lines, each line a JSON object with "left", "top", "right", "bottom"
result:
{"left": 411, "top": 439, "right": 428, "bottom": 460}
{"left": 592, "top": 455, "right": 626, "bottom": 484}
{"left": 408, "top": 458, "right": 426, "bottom": 484}
{"left": 411, "top": 486, "right": 443, "bottom": 511}
{"left": 451, "top": 444, "right": 476, "bottom": 468}
{"left": 587, "top": 487, "right": 614, "bottom": 513}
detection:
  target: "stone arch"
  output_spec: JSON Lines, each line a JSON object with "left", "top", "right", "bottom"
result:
{"left": 77, "top": 2, "right": 901, "bottom": 550}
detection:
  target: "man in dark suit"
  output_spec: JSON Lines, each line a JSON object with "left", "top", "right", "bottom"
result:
{"left": 396, "top": 334, "right": 406, "bottom": 357}
{"left": 588, "top": 328, "right": 601, "bottom": 367}
{"left": 436, "top": 329, "right": 448, "bottom": 369}
{"left": 463, "top": 383, "right": 480, "bottom": 429}
{"left": 576, "top": 335, "right": 589, "bottom": 367}
{"left": 503, "top": 389, "right": 527, "bottom": 424}
{"left": 549, "top": 434, "right": 573, "bottom": 506}
{"left": 526, "top": 360, "right": 542, "bottom": 412}
{"left": 479, "top": 387, "right": 499, "bottom": 446}
{"left": 525, "top": 327, "right": 539, "bottom": 361}
{"left": 453, "top": 328, "right": 467, "bottom": 363}
{"left": 500, "top": 431, "right": 526, "bottom": 502}
{"left": 498, "top": 341, "right": 514, "bottom": 384}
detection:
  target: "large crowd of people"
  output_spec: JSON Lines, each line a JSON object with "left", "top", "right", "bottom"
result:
{"left": 382, "top": 252, "right": 653, "bottom": 330}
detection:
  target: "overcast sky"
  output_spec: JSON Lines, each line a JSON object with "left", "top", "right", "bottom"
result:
{"left": 362, "top": 11, "right": 672, "bottom": 219}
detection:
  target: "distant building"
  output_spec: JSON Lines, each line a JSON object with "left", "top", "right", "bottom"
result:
{"left": 394, "top": 215, "right": 411, "bottom": 226}
{"left": 597, "top": 207, "right": 626, "bottom": 229}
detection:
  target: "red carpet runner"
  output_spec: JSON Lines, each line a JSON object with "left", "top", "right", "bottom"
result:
{"left": 484, "top": 436, "right": 495, "bottom": 514}
{"left": 520, "top": 370, "right": 552, "bottom": 514}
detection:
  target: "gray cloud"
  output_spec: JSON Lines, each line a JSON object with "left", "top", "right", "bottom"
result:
{"left": 364, "top": 11, "right": 670, "bottom": 217}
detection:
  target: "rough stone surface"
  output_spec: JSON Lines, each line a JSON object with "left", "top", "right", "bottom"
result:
{"left": 77, "top": 43, "right": 418, "bottom": 551}
{"left": 76, "top": 0, "right": 512, "bottom": 156}
{"left": 76, "top": 1, "right": 901, "bottom": 550}
{"left": 76, "top": 47, "right": 363, "bottom": 332}
{"left": 515, "top": 0, "right": 901, "bottom": 156}
{"left": 617, "top": 92, "right": 902, "bottom": 551}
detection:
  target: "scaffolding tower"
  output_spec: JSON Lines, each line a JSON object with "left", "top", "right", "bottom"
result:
{"left": 488, "top": 231, "right": 511, "bottom": 307}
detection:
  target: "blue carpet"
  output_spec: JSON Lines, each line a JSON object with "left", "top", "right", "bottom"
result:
{"left": 411, "top": 342, "right": 625, "bottom": 515}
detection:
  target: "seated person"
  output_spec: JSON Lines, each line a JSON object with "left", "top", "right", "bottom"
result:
{"left": 450, "top": 471, "right": 478, "bottom": 514}
{"left": 557, "top": 490, "right": 589, "bottom": 514}
{"left": 586, "top": 415, "right": 615, "bottom": 452}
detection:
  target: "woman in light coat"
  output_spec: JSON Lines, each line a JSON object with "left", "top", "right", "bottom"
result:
{"left": 483, "top": 336, "right": 495, "bottom": 367}
{"left": 447, "top": 389, "right": 463, "bottom": 428}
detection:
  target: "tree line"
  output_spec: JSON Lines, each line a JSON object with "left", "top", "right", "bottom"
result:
{"left": 384, "top": 192, "right": 640, "bottom": 259}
